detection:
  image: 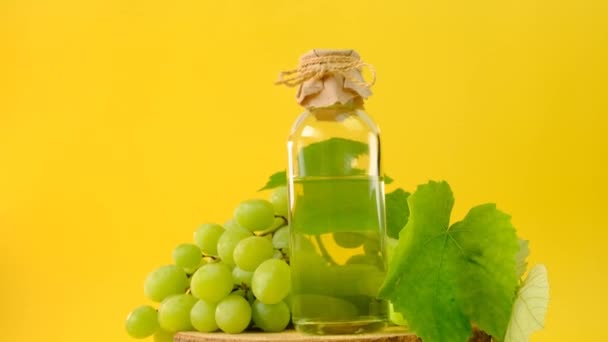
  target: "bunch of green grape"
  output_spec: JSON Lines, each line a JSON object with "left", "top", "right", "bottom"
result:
{"left": 125, "top": 186, "right": 291, "bottom": 341}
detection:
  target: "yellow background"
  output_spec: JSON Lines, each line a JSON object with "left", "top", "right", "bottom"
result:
{"left": 1, "top": 0, "right": 606, "bottom": 341}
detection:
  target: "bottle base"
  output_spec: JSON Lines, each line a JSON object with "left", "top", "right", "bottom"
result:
{"left": 294, "top": 319, "right": 386, "bottom": 335}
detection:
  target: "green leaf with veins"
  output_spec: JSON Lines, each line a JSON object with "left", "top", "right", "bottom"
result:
{"left": 296, "top": 137, "right": 368, "bottom": 177}
{"left": 259, "top": 138, "right": 393, "bottom": 191}
{"left": 385, "top": 188, "right": 410, "bottom": 239}
{"left": 261, "top": 138, "right": 395, "bottom": 235}
{"left": 505, "top": 264, "right": 549, "bottom": 342}
{"left": 260, "top": 170, "right": 393, "bottom": 191}
{"left": 379, "top": 181, "right": 519, "bottom": 342}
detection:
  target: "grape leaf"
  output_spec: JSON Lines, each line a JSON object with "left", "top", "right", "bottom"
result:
{"left": 515, "top": 240, "right": 530, "bottom": 279}
{"left": 296, "top": 137, "right": 368, "bottom": 177}
{"left": 290, "top": 178, "right": 382, "bottom": 234}
{"left": 261, "top": 138, "right": 394, "bottom": 235}
{"left": 260, "top": 137, "right": 393, "bottom": 191}
{"left": 385, "top": 188, "right": 410, "bottom": 239}
{"left": 259, "top": 171, "right": 287, "bottom": 191}
{"left": 505, "top": 264, "right": 550, "bottom": 342}
{"left": 260, "top": 170, "right": 393, "bottom": 191}
{"left": 379, "top": 181, "right": 519, "bottom": 342}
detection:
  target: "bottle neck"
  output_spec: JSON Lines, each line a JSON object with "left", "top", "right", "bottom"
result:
{"left": 308, "top": 98, "right": 365, "bottom": 119}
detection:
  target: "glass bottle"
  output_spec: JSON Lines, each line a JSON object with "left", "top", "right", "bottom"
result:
{"left": 279, "top": 50, "right": 388, "bottom": 334}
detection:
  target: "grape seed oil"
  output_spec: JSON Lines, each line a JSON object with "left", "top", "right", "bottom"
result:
{"left": 278, "top": 50, "right": 388, "bottom": 334}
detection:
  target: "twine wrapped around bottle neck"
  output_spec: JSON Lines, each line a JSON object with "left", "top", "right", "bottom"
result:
{"left": 276, "top": 49, "right": 375, "bottom": 108}
{"left": 275, "top": 55, "right": 376, "bottom": 88}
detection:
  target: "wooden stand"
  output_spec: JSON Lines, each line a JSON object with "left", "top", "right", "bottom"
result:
{"left": 175, "top": 327, "right": 416, "bottom": 342}
{"left": 175, "top": 327, "right": 492, "bottom": 342}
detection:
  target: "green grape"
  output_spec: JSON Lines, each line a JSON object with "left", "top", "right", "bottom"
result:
{"left": 232, "top": 267, "right": 253, "bottom": 287}
{"left": 234, "top": 199, "right": 275, "bottom": 231}
{"left": 291, "top": 294, "right": 358, "bottom": 320}
{"left": 283, "top": 292, "right": 293, "bottom": 310}
{"left": 172, "top": 243, "right": 202, "bottom": 271}
{"left": 259, "top": 217, "right": 286, "bottom": 236}
{"left": 251, "top": 300, "right": 290, "bottom": 332}
{"left": 233, "top": 236, "right": 274, "bottom": 272}
{"left": 144, "top": 265, "right": 188, "bottom": 302}
{"left": 272, "top": 249, "right": 283, "bottom": 260}
{"left": 157, "top": 294, "right": 197, "bottom": 332}
{"left": 190, "top": 299, "right": 218, "bottom": 332}
{"left": 224, "top": 219, "right": 249, "bottom": 232}
{"left": 215, "top": 295, "right": 252, "bottom": 334}
{"left": 234, "top": 289, "right": 255, "bottom": 304}
{"left": 190, "top": 263, "right": 233, "bottom": 303}
{"left": 217, "top": 229, "right": 252, "bottom": 265}
{"left": 153, "top": 329, "right": 174, "bottom": 342}
{"left": 217, "top": 260, "right": 234, "bottom": 271}
{"left": 125, "top": 305, "right": 158, "bottom": 338}
{"left": 186, "top": 258, "right": 208, "bottom": 275}
{"left": 231, "top": 288, "right": 246, "bottom": 297}
{"left": 194, "top": 223, "right": 224, "bottom": 256}
{"left": 333, "top": 232, "right": 366, "bottom": 248}
{"left": 269, "top": 186, "right": 289, "bottom": 218}
{"left": 272, "top": 226, "right": 289, "bottom": 249}
{"left": 251, "top": 259, "right": 291, "bottom": 305}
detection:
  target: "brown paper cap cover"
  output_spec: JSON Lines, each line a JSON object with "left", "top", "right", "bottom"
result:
{"left": 277, "top": 49, "right": 375, "bottom": 108}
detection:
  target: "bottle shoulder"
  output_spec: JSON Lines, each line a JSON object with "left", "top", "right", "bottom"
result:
{"left": 289, "top": 107, "right": 380, "bottom": 140}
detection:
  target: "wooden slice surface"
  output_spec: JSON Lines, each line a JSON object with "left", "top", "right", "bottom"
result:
{"left": 175, "top": 327, "right": 492, "bottom": 342}
{"left": 175, "top": 327, "right": 416, "bottom": 342}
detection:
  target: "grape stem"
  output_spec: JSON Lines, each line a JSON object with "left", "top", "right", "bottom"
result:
{"left": 235, "top": 283, "right": 250, "bottom": 291}
{"left": 202, "top": 254, "right": 220, "bottom": 262}
{"left": 257, "top": 215, "right": 288, "bottom": 237}
{"left": 275, "top": 215, "right": 288, "bottom": 225}
{"left": 279, "top": 248, "right": 290, "bottom": 263}
{"left": 314, "top": 235, "right": 337, "bottom": 265}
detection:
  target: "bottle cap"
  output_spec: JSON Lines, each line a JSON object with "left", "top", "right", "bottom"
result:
{"left": 276, "top": 49, "right": 375, "bottom": 108}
